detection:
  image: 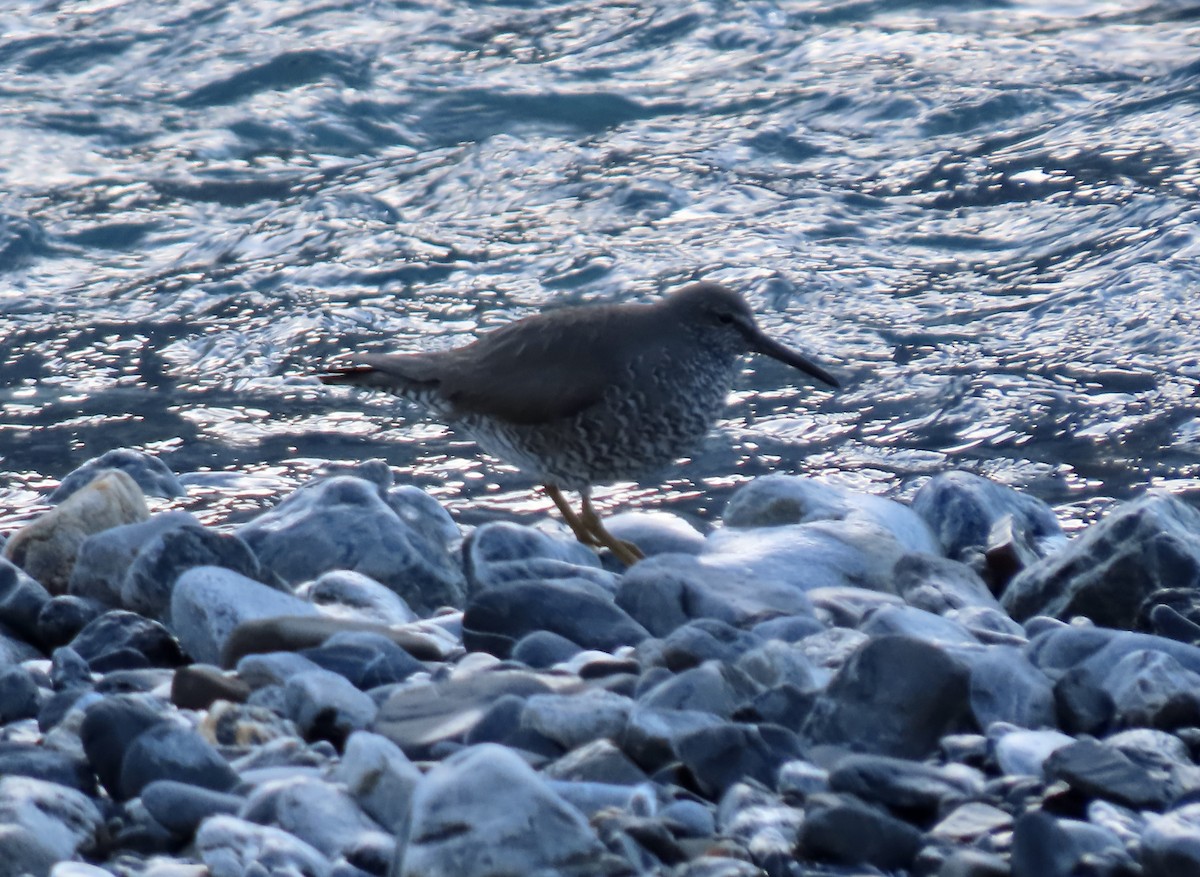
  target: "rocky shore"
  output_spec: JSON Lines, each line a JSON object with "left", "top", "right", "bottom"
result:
{"left": 3, "top": 447, "right": 1200, "bottom": 877}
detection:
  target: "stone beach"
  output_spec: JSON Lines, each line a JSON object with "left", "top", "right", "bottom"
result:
{"left": 3, "top": 449, "right": 1200, "bottom": 876}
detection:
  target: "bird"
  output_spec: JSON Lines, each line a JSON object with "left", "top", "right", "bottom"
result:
{"left": 318, "top": 281, "right": 839, "bottom": 565}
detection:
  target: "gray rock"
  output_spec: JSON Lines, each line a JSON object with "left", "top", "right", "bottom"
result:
{"left": 725, "top": 474, "right": 941, "bottom": 554}
{"left": 0, "top": 665, "right": 44, "bottom": 723}
{"left": 967, "top": 646, "right": 1056, "bottom": 729}
{"left": 893, "top": 553, "right": 1002, "bottom": 613}
{"left": 735, "top": 640, "right": 826, "bottom": 692}
{"left": 800, "top": 635, "right": 971, "bottom": 758}
{"left": 929, "top": 801, "right": 1014, "bottom": 844}
{"left": 1143, "top": 803, "right": 1200, "bottom": 877}
{"left": 169, "top": 566, "right": 318, "bottom": 665}
{"left": 777, "top": 760, "right": 830, "bottom": 800}
{"left": 119, "top": 721, "right": 240, "bottom": 799}
{"left": 284, "top": 669, "right": 378, "bottom": 746}
{"left": 4, "top": 470, "right": 149, "bottom": 594}
{"left": 1010, "top": 810, "right": 1132, "bottom": 877}
{"left": 543, "top": 739, "right": 648, "bottom": 785}
{"left": 1003, "top": 492, "right": 1200, "bottom": 627}
{"left": 827, "top": 753, "right": 984, "bottom": 817}
{"left": 332, "top": 731, "right": 423, "bottom": 833}
{"left": 912, "top": 471, "right": 1063, "bottom": 564}
{"left": 196, "top": 814, "right": 332, "bottom": 877}
{"left": 991, "top": 727, "right": 1075, "bottom": 778}
{"left": 386, "top": 484, "right": 461, "bottom": 552}
{"left": 0, "top": 824, "right": 59, "bottom": 877}
{"left": 511, "top": 630, "right": 582, "bottom": 668}
{"left": 67, "top": 512, "right": 199, "bottom": 606}
{"left": 659, "top": 619, "right": 764, "bottom": 670}
{"left": 237, "top": 652, "right": 326, "bottom": 688}
{"left": 718, "top": 784, "right": 805, "bottom": 873}
{"left": 1100, "top": 648, "right": 1200, "bottom": 726}
{"left": 239, "top": 775, "right": 390, "bottom": 860}
{"left": 141, "top": 780, "right": 243, "bottom": 837}
{"left": 301, "top": 631, "right": 425, "bottom": 689}
{"left": 604, "top": 511, "right": 706, "bottom": 557}
{"left": 464, "top": 521, "right": 614, "bottom": 594}
{"left": 639, "top": 661, "right": 760, "bottom": 719}
{"left": 676, "top": 722, "right": 805, "bottom": 797}
{"left": 1044, "top": 738, "right": 1173, "bottom": 810}
{"left": 0, "top": 775, "right": 104, "bottom": 863}
{"left": 797, "top": 792, "right": 922, "bottom": 870}
{"left": 51, "top": 449, "right": 184, "bottom": 503}
{"left": 622, "top": 705, "right": 726, "bottom": 772}
{"left": 0, "top": 555, "right": 52, "bottom": 644}
{"left": 394, "top": 743, "right": 626, "bottom": 877}
{"left": 121, "top": 525, "right": 261, "bottom": 619}
{"left": 297, "top": 570, "right": 418, "bottom": 625}
{"left": 859, "top": 603, "right": 980, "bottom": 645}
{"left": 69, "top": 610, "right": 186, "bottom": 671}
{"left": 238, "top": 476, "right": 465, "bottom": 615}
{"left": 520, "top": 689, "right": 634, "bottom": 750}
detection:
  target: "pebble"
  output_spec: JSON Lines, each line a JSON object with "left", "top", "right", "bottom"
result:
{"left": 283, "top": 669, "right": 379, "bottom": 746}
{"left": 50, "top": 448, "right": 185, "bottom": 503}
{"left": 195, "top": 814, "right": 333, "bottom": 877}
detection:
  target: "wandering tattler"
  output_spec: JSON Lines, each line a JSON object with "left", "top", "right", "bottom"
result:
{"left": 319, "top": 282, "right": 838, "bottom": 565}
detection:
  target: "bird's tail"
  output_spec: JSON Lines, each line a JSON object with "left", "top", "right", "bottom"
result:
{"left": 317, "top": 364, "right": 383, "bottom": 387}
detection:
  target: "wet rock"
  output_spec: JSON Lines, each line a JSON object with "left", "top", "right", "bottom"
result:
{"left": 221, "top": 614, "right": 452, "bottom": 667}
{"left": 521, "top": 688, "right": 634, "bottom": 750}
{"left": 301, "top": 630, "right": 425, "bottom": 689}
{"left": 1044, "top": 737, "right": 1172, "bottom": 810}
{"left": 238, "top": 476, "right": 465, "bottom": 615}
{"left": 858, "top": 603, "right": 980, "bottom": 646}
{"left": 800, "top": 635, "right": 971, "bottom": 758}
{"left": 0, "top": 555, "right": 52, "bottom": 643}
{"left": 1003, "top": 492, "right": 1200, "bottom": 628}
{"left": 0, "top": 775, "right": 104, "bottom": 864}
{"left": 463, "top": 579, "right": 649, "bottom": 658}
{"left": 1100, "top": 648, "right": 1200, "bottom": 727}
{"left": 660, "top": 618, "right": 764, "bottom": 670}
{"left": 797, "top": 792, "right": 922, "bottom": 870}
{"left": 240, "top": 775, "right": 391, "bottom": 860}
{"left": 119, "top": 721, "right": 239, "bottom": 799}
{"left": 121, "top": 525, "right": 261, "bottom": 618}
{"left": 992, "top": 727, "right": 1075, "bottom": 778}
{"left": 0, "top": 665, "right": 44, "bottom": 723}
{"left": 735, "top": 639, "right": 825, "bottom": 692}
{"left": 170, "top": 565, "right": 318, "bottom": 665}
{"left": 464, "top": 521, "right": 615, "bottom": 594}
{"left": 544, "top": 738, "right": 649, "bottom": 785}
{"left": 284, "top": 669, "right": 378, "bottom": 746}
{"left": 639, "top": 661, "right": 760, "bottom": 719}
{"left": 297, "top": 569, "right": 418, "bottom": 625}
{"left": 332, "top": 731, "right": 423, "bottom": 834}
{"left": 967, "top": 646, "right": 1056, "bottom": 729}
{"left": 196, "top": 815, "right": 333, "bottom": 877}
{"left": 79, "top": 694, "right": 170, "bottom": 799}
{"left": 395, "top": 743, "right": 626, "bottom": 877}
{"left": 141, "top": 780, "right": 243, "bottom": 838}
{"left": 374, "top": 669, "right": 567, "bottom": 759}
{"left": 36, "top": 595, "right": 104, "bottom": 649}
{"left": 676, "top": 722, "right": 804, "bottom": 797}
{"left": 828, "top": 753, "right": 984, "bottom": 819}
{"left": 4, "top": 470, "right": 149, "bottom": 594}
{"left": 620, "top": 705, "right": 725, "bottom": 773}
{"left": 1142, "top": 802, "right": 1200, "bottom": 877}
{"left": 51, "top": 448, "right": 184, "bottom": 503}
{"left": 912, "top": 471, "right": 1063, "bottom": 565}
{"left": 511, "top": 630, "right": 582, "bottom": 668}
{"left": 1010, "top": 810, "right": 1132, "bottom": 877}
{"left": 604, "top": 511, "right": 706, "bottom": 557}
{"left": 724, "top": 474, "right": 941, "bottom": 554}
{"left": 67, "top": 512, "right": 198, "bottom": 606}
{"left": 69, "top": 610, "right": 186, "bottom": 671}
{"left": 893, "top": 553, "right": 1002, "bottom": 613}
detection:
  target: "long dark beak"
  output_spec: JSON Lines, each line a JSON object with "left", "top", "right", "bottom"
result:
{"left": 747, "top": 328, "right": 840, "bottom": 388}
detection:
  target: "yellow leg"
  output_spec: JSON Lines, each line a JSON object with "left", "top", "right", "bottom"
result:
{"left": 580, "top": 494, "right": 645, "bottom": 566}
{"left": 544, "top": 484, "right": 602, "bottom": 546}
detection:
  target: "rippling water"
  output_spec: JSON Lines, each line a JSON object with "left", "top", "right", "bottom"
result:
{"left": 2, "top": 0, "right": 1199, "bottom": 533}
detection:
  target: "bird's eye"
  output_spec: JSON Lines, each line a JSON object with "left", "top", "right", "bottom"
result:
{"left": 717, "top": 313, "right": 735, "bottom": 325}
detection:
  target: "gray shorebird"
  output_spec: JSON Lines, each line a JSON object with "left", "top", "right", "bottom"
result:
{"left": 319, "top": 282, "right": 838, "bottom": 565}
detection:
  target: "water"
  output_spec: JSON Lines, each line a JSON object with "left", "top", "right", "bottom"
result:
{"left": 2, "top": 0, "right": 1199, "bottom": 534}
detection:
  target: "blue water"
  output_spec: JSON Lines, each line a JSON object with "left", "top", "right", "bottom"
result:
{"left": 2, "top": 0, "right": 1199, "bottom": 532}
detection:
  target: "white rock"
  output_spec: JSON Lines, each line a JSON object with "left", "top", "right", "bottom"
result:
{"left": 196, "top": 814, "right": 332, "bottom": 877}
{"left": 0, "top": 775, "right": 103, "bottom": 862}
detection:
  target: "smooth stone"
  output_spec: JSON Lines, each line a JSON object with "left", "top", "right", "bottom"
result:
{"left": 463, "top": 579, "right": 649, "bottom": 658}
{"left": 604, "top": 511, "right": 706, "bottom": 557}
{"left": 221, "top": 614, "right": 451, "bottom": 667}
{"left": 394, "top": 743, "right": 625, "bottom": 877}
{"left": 735, "top": 639, "right": 826, "bottom": 692}
{"left": 171, "top": 664, "right": 251, "bottom": 710}
{"left": 332, "top": 731, "right": 423, "bottom": 834}
{"left": 893, "top": 553, "right": 1003, "bottom": 613}
{"left": 951, "top": 605, "right": 1028, "bottom": 646}
{"left": 800, "top": 635, "right": 971, "bottom": 758}
{"left": 385, "top": 484, "right": 461, "bottom": 549}
{"left": 621, "top": 705, "right": 726, "bottom": 772}
{"left": 724, "top": 475, "right": 941, "bottom": 554}
{"left": 284, "top": 669, "right": 378, "bottom": 746}
{"left": 639, "top": 660, "right": 760, "bottom": 719}
{"left": 1101, "top": 648, "right": 1200, "bottom": 726}
{"left": 661, "top": 798, "right": 716, "bottom": 838}
{"left": 985, "top": 512, "right": 1047, "bottom": 588}
{"left": 520, "top": 688, "right": 634, "bottom": 750}
{"left": 967, "top": 646, "right": 1056, "bottom": 729}
{"left": 1003, "top": 492, "right": 1200, "bottom": 627}
{"left": 777, "top": 759, "right": 830, "bottom": 800}
{"left": 237, "top": 476, "right": 465, "bottom": 615}
{"left": 912, "top": 471, "right": 1063, "bottom": 564}
{"left": 1010, "top": 810, "right": 1131, "bottom": 877}
{"left": 0, "top": 556, "right": 52, "bottom": 643}
{"left": 0, "top": 666, "right": 44, "bottom": 724}
{"left": 937, "top": 849, "right": 1011, "bottom": 877}
{"left": 196, "top": 814, "right": 332, "bottom": 877}
{"left": 97, "top": 667, "right": 173, "bottom": 695}
{"left": 750, "top": 614, "right": 825, "bottom": 643}
{"left": 240, "top": 775, "right": 390, "bottom": 859}
{"left": 0, "top": 744, "right": 93, "bottom": 794}
{"left": 312, "top": 458, "right": 394, "bottom": 491}
{"left": 677, "top": 722, "right": 805, "bottom": 798}
{"left": 36, "top": 595, "right": 104, "bottom": 649}
{"left": 544, "top": 738, "right": 649, "bottom": 785}
{"left": 1142, "top": 802, "right": 1200, "bottom": 877}
{"left": 301, "top": 630, "right": 425, "bottom": 689}
{"left": 1044, "top": 737, "right": 1172, "bottom": 810}
{"left": 374, "top": 670, "right": 571, "bottom": 759}
{"left": 0, "top": 775, "right": 104, "bottom": 863}
{"left": 1028, "top": 623, "right": 1200, "bottom": 681}
{"left": 51, "top": 448, "right": 184, "bottom": 503}
{"left": 991, "top": 727, "right": 1075, "bottom": 778}
{"left": 141, "top": 779, "right": 243, "bottom": 836}
{"left": 659, "top": 618, "right": 764, "bottom": 670}
{"left": 0, "top": 824, "right": 59, "bottom": 877}
{"left": 858, "top": 603, "right": 980, "bottom": 645}
{"left": 236, "top": 652, "right": 326, "bottom": 688}
{"left": 120, "top": 721, "right": 239, "bottom": 799}
{"left": 67, "top": 511, "right": 199, "bottom": 606}
{"left": 69, "top": 609, "right": 186, "bottom": 671}
{"left": 50, "top": 645, "right": 91, "bottom": 690}
{"left": 511, "top": 630, "right": 582, "bottom": 668}
{"left": 121, "top": 525, "right": 262, "bottom": 618}
{"left": 170, "top": 566, "right": 318, "bottom": 665}
{"left": 930, "top": 801, "right": 1014, "bottom": 843}
{"left": 670, "top": 859, "right": 762, "bottom": 877}
{"left": 298, "top": 569, "right": 418, "bottom": 625}
{"left": 797, "top": 791, "right": 922, "bottom": 870}
{"left": 806, "top": 586, "right": 904, "bottom": 629}
{"left": 79, "top": 694, "right": 169, "bottom": 799}
{"left": 4, "top": 470, "right": 149, "bottom": 594}
{"left": 828, "top": 753, "right": 984, "bottom": 818}
{"left": 463, "top": 521, "right": 615, "bottom": 594}
{"left": 616, "top": 552, "right": 816, "bottom": 637}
